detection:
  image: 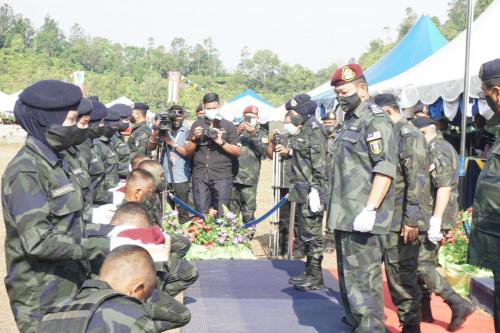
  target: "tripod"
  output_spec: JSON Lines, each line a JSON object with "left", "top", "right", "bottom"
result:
{"left": 157, "top": 136, "right": 177, "bottom": 221}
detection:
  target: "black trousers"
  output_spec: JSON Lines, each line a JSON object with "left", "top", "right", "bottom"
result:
{"left": 192, "top": 177, "right": 232, "bottom": 215}
{"left": 168, "top": 181, "right": 191, "bottom": 222}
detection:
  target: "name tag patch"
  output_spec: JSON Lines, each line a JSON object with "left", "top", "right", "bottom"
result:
{"left": 51, "top": 184, "right": 75, "bottom": 198}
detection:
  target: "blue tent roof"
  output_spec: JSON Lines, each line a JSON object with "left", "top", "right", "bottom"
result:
{"left": 228, "top": 89, "right": 274, "bottom": 107}
{"left": 313, "top": 15, "right": 448, "bottom": 101}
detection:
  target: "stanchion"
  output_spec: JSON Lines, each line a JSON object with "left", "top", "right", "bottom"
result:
{"left": 287, "top": 202, "right": 296, "bottom": 260}
{"left": 269, "top": 149, "right": 282, "bottom": 259}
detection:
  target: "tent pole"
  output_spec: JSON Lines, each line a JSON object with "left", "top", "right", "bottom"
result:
{"left": 460, "top": 0, "right": 474, "bottom": 178}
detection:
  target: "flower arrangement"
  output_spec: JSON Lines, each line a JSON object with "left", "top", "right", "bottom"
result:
{"left": 441, "top": 208, "right": 472, "bottom": 265}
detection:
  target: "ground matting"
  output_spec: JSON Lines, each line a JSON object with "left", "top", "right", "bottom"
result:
{"left": 181, "top": 260, "right": 349, "bottom": 333}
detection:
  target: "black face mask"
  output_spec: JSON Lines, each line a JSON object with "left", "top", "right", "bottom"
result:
{"left": 89, "top": 123, "right": 105, "bottom": 139}
{"left": 337, "top": 92, "right": 362, "bottom": 113}
{"left": 45, "top": 124, "right": 77, "bottom": 152}
{"left": 326, "top": 125, "right": 336, "bottom": 135}
{"left": 103, "top": 126, "right": 116, "bottom": 138}
{"left": 117, "top": 121, "right": 129, "bottom": 132}
{"left": 73, "top": 127, "right": 90, "bottom": 146}
{"left": 485, "top": 94, "right": 498, "bottom": 113}
{"left": 290, "top": 114, "right": 303, "bottom": 127}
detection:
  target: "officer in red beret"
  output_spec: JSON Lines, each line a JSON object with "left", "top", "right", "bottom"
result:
{"left": 327, "top": 64, "right": 398, "bottom": 332}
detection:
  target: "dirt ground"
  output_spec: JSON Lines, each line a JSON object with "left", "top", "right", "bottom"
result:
{"left": 0, "top": 144, "right": 336, "bottom": 332}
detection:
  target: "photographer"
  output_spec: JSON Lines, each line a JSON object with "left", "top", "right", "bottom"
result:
{"left": 230, "top": 105, "right": 268, "bottom": 223}
{"left": 148, "top": 105, "right": 192, "bottom": 222}
{"left": 185, "top": 93, "right": 241, "bottom": 215}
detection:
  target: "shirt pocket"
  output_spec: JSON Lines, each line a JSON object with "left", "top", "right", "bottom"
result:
{"left": 106, "top": 152, "right": 119, "bottom": 165}
{"left": 48, "top": 183, "right": 83, "bottom": 217}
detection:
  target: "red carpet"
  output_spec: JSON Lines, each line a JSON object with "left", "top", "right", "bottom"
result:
{"left": 328, "top": 267, "right": 494, "bottom": 332}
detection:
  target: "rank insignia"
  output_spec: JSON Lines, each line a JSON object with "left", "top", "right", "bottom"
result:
{"left": 290, "top": 98, "right": 298, "bottom": 107}
{"left": 261, "top": 137, "right": 269, "bottom": 144}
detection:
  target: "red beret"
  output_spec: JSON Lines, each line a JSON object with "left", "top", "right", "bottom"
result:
{"left": 243, "top": 105, "right": 259, "bottom": 115}
{"left": 330, "top": 64, "right": 364, "bottom": 87}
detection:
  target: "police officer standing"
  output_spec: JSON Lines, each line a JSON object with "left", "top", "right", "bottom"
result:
{"left": 321, "top": 111, "right": 337, "bottom": 252}
{"left": 327, "top": 64, "right": 397, "bottom": 332}
{"left": 284, "top": 94, "right": 328, "bottom": 291}
{"left": 375, "top": 94, "right": 431, "bottom": 333}
{"left": 412, "top": 116, "right": 475, "bottom": 331}
{"left": 94, "top": 105, "right": 120, "bottom": 190}
{"left": 128, "top": 102, "right": 152, "bottom": 158}
{"left": 230, "top": 105, "right": 268, "bottom": 223}
{"left": 109, "top": 103, "right": 133, "bottom": 179}
{"left": 468, "top": 58, "right": 500, "bottom": 333}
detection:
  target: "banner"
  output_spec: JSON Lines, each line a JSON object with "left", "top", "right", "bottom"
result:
{"left": 73, "top": 71, "right": 85, "bottom": 94}
{"left": 168, "top": 71, "right": 181, "bottom": 103}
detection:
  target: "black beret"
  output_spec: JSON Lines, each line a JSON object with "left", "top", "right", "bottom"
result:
{"left": 105, "top": 109, "right": 121, "bottom": 122}
{"left": 479, "top": 58, "right": 500, "bottom": 81}
{"left": 133, "top": 102, "right": 149, "bottom": 111}
{"left": 90, "top": 100, "right": 107, "bottom": 122}
{"left": 321, "top": 111, "right": 336, "bottom": 121}
{"left": 88, "top": 96, "right": 100, "bottom": 102}
{"left": 77, "top": 97, "right": 92, "bottom": 116}
{"left": 411, "top": 116, "right": 435, "bottom": 129}
{"left": 109, "top": 103, "right": 133, "bottom": 118}
{"left": 285, "top": 94, "right": 311, "bottom": 111}
{"left": 19, "top": 80, "right": 83, "bottom": 110}
{"left": 375, "top": 94, "right": 398, "bottom": 108}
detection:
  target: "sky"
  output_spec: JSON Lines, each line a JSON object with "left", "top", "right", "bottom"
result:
{"left": 4, "top": 0, "right": 449, "bottom": 71}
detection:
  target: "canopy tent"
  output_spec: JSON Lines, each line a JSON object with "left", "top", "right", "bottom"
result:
{"left": 106, "top": 96, "right": 134, "bottom": 107}
{"left": 0, "top": 91, "right": 21, "bottom": 113}
{"left": 220, "top": 89, "right": 279, "bottom": 123}
{"left": 306, "top": 15, "right": 448, "bottom": 107}
{"left": 370, "top": 0, "right": 500, "bottom": 120}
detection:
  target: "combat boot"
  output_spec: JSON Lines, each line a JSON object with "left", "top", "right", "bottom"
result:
{"left": 444, "top": 293, "right": 476, "bottom": 332}
{"left": 288, "top": 257, "right": 310, "bottom": 285}
{"left": 294, "top": 255, "right": 324, "bottom": 291}
{"left": 401, "top": 325, "right": 421, "bottom": 333}
{"left": 421, "top": 292, "right": 434, "bottom": 323}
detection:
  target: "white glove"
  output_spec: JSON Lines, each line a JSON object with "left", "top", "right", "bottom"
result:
{"left": 308, "top": 188, "right": 321, "bottom": 213}
{"left": 353, "top": 207, "right": 376, "bottom": 233}
{"left": 427, "top": 216, "right": 443, "bottom": 244}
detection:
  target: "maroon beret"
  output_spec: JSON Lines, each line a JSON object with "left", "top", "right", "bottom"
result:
{"left": 330, "top": 64, "right": 364, "bottom": 87}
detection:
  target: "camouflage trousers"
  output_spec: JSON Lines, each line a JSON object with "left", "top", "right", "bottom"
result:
{"left": 278, "top": 191, "right": 304, "bottom": 255}
{"left": 296, "top": 203, "right": 324, "bottom": 257}
{"left": 162, "top": 233, "right": 198, "bottom": 296}
{"left": 384, "top": 231, "right": 421, "bottom": 326}
{"left": 230, "top": 183, "right": 257, "bottom": 223}
{"left": 145, "top": 289, "right": 191, "bottom": 330}
{"left": 335, "top": 230, "right": 386, "bottom": 333}
{"left": 417, "top": 234, "right": 455, "bottom": 299}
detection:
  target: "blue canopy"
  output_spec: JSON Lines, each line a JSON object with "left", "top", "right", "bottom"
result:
{"left": 313, "top": 15, "right": 448, "bottom": 102}
{"left": 228, "top": 89, "right": 274, "bottom": 107}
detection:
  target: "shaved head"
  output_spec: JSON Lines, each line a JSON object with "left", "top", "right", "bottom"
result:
{"left": 131, "top": 154, "right": 150, "bottom": 170}
{"left": 125, "top": 169, "right": 156, "bottom": 203}
{"left": 110, "top": 202, "right": 152, "bottom": 228}
{"left": 99, "top": 245, "right": 156, "bottom": 301}
{"left": 137, "top": 160, "right": 166, "bottom": 192}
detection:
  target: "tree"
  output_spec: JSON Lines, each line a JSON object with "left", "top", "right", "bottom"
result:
{"left": 0, "top": 4, "right": 14, "bottom": 48}
{"left": 34, "top": 15, "right": 65, "bottom": 57}
{"left": 170, "top": 37, "right": 191, "bottom": 74}
{"left": 397, "top": 7, "right": 418, "bottom": 40}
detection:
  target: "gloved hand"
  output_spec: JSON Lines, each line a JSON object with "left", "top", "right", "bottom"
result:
{"left": 427, "top": 216, "right": 443, "bottom": 244}
{"left": 308, "top": 188, "right": 321, "bottom": 213}
{"left": 353, "top": 207, "right": 376, "bottom": 232}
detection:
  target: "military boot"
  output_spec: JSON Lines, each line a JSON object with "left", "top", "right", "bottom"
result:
{"left": 288, "top": 257, "right": 310, "bottom": 285}
{"left": 444, "top": 293, "right": 476, "bottom": 332}
{"left": 294, "top": 255, "right": 324, "bottom": 291}
{"left": 421, "top": 292, "right": 434, "bottom": 323}
{"left": 401, "top": 325, "right": 421, "bottom": 333}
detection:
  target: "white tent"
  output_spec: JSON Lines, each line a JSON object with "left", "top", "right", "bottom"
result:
{"left": 219, "top": 89, "right": 282, "bottom": 123}
{"left": 0, "top": 91, "right": 21, "bottom": 113}
{"left": 106, "top": 96, "right": 134, "bottom": 107}
{"left": 370, "top": 0, "right": 500, "bottom": 118}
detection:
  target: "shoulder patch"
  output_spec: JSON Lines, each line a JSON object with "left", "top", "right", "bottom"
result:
{"left": 261, "top": 137, "right": 269, "bottom": 144}
{"left": 400, "top": 125, "right": 411, "bottom": 136}
{"left": 369, "top": 104, "right": 385, "bottom": 116}
{"left": 367, "top": 131, "right": 382, "bottom": 142}
{"left": 50, "top": 184, "right": 75, "bottom": 198}
{"left": 429, "top": 141, "right": 438, "bottom": 151}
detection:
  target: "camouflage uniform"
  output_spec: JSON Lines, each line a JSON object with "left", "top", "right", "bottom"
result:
{"left": 94, "top": 136, "right": 119, "bottom": 190}
{"left": 417, "top": 134, "right": 459, "bottom": 302}
{"left": 128, "top": 121, "right": 151, "bottom": 159}
{"left": 384, "top": 120, "right": 431, "bottom": 327}
{"left": 323, "top": 131, "right": 336, "bottom": 249}
{"left": 328, "top": 101, "right": 397, "bottom": 332}
{"left": 1, "top": 136, "right": 112, "bottom": 333}
{"left": 78, "top": 138, "right": 112, "bottom": 205}
{"left": 230, "top": 127, "right": 268, "bottom": 222}
{"left": 289, "top": 116, "right": 327, "bottom": 264}
{"left": 468, "top": 128, "right": 500, "bottom": 332}
{"left": 110, "top": 132, "right": 131, "bottom": 179}
{"left": 61, "top": 147, "right": 94, "bottom": 224}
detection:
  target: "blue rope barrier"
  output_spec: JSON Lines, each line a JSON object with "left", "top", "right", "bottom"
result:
{"left": 243, "top": 195, "right": 289, "bottom": 228}
{"left": 169, "top": 194, "right": 206, "bottom": 220}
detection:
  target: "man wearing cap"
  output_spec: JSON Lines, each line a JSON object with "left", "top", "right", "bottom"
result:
{"left": 375, "top": 93, "right": 431, "bottom": 332}
{"left": 321, "top": 111, "right": 337, "bottom": 252}
{"left": 230, "top": 105, "right": 268, "bottom": 223}
{"left": 469, "top": 58, "right": 500, "bottom": 333}
{"left": 128, "top": 102, "right": 152, "bottom": 158}
{"left": 109, "top": 103, "right": 132, "bottom": 179}
{"left": 283, "top": 94, "right": 328, "bottom": 291}
{"left": 327, "top": 64, "right": 397, "bottom": 332}
{"left": 412, "top": 116, "right": 475, "bottom": 331}
{"left": 1, "top": 80, "right": 114, "bottom": 332}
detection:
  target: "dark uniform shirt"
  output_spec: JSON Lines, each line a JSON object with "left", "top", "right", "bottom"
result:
{"left": 79, "top": 138, "right": 112, "bottom": 205}
{"left": 233, "top": 127, "right": 268, "bottom": 186}
{"left": 188, "top": 118, "right": 241, "bottom": 180}
{"left": 94, "top": 136, "right": 119, "bottom": 190}
{"left": 110, "top": 133, "right": 131, "bottom": 178}
{"left": 328, "top": 101, "right": 397, "bottom": 234}
{"left": 128, "top": 121, "right": 152, "bottom": 158}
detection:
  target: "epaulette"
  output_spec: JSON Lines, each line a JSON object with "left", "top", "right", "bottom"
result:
{"left": 429, "top": 141, "right": 439, "bottom": 151}
{"left": 368, "top": 104, "right": 385, "bottom": 116}
{"left": 400, "top": 125, "right": 412, "bottom": 137}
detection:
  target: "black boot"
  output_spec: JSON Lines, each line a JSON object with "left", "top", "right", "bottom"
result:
{"left": 445, "top": 293, "right": 476, "bottom": 332}
{"left": 294, "top": 255, "right": 324, "bottom": 291}
{"left": 288, "top": 257, "right": 310, "bottom": 285}
{"left": 401, "top": 325, "right": 421, "bottom": 333}
{"left": 421, "top": 292, "right": 434, "bottom": 323}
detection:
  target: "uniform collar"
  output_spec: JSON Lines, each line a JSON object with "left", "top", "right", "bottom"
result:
{"left": 25, "top": 135, "right": 61, "bottom": 168}
{"left": 133, "top": 121, "right": 148, "bottom": 131}
{"left": 345, "top": 100, "right": 366, "bottom": 120}
{"left": 81, "top": 279, "right": 113, "bottom": 291}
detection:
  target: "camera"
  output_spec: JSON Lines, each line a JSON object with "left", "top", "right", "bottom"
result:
{"left": 155, "top": 111, "right": 177, "bottom": 137}
{"left": 272, "top": 132, "right": 282, "bottom": 145}
{"left": 203, "top": 127, "right": 219, "bottom": 140}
